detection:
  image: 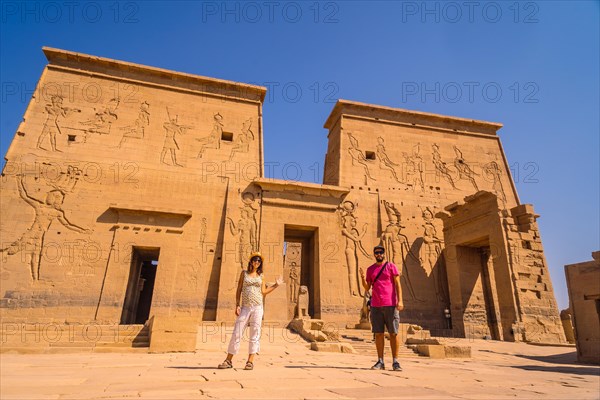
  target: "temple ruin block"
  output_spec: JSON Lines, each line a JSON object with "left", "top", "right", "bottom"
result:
{"left": 565, "top": 252, "right": 600, "bottom": 364}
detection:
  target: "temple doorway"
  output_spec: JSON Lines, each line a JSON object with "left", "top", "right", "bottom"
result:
{"left": 284, "top": 225, "right": 320, "bottom": 319}
{"left": 120, "top": 247, "right": 160, "bottom": 325}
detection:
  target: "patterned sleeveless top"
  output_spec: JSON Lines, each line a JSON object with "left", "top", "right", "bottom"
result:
{"left": 241, "top": 271, "right": 263, "bottom": 307}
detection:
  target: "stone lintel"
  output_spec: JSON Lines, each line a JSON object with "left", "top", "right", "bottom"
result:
{"left": 324, "top": 99, "right": 503, "bottom": 135}
{"left": 441, "top": 191, "right": 499, "bottom": 215}
{"left": 253, "top": 178, "right": 350, "bottom": 199}
{"left": 108, "top": 204, "right": 192, "bottom": 219}
{"left": 43, "top": 47, "right": 266, "bottom": 103}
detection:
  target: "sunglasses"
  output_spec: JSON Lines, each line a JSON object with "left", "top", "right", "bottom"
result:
{"left": 251, "top": 258, "right": 262, "bottom": 263}
{"left": 374, "top": 251, "right": 384, "bottom": 255}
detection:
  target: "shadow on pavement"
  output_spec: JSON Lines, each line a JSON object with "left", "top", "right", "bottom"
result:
{"left": 284, "top": 365, "right": 374, "bottom": 370}
{"left": 514, "top": 351, "right": 587, "bottom": 365}
{"left": 510, "top": 364, "right": 600, "bottom": 377}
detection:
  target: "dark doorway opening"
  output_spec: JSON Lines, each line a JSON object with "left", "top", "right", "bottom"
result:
{"left": 121, "top": 247, "right": 159, "bottom": 325}
{"left": 284, "top": 225, "right": 319, "bottom": 319}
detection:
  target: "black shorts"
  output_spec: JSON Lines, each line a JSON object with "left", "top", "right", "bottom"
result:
{"left": 370, "top": 306, "right": 400, "bottom": 334}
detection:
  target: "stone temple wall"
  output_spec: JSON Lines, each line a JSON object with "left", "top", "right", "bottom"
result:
{"left": 322, "top": 101, "right": 518, "bottom": 331}
{"left": 0, "top": 47, "right": 264, "bottom": 350}
{"left": 0, "top": 48, "right": 566, "bottom": 351}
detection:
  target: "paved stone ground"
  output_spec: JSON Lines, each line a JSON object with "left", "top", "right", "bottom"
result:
{"left": 1, "top": 328, "right": 598, "bottom": 399}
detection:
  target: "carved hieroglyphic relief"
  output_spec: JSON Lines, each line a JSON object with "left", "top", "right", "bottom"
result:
{"left": 380, "top": 200, "right": 420, "bottom": 301}
{"left": 376, "top": 136, "right": 402, "bottom": 183}
{"left": 50, "top": 165, "right": 82, "bottom": 193}
{"left": 81, "top": 97, "right": 120, "bottom": 137}
{"left": 119, "top": 101, "right": 150, "bottom": 148}
{"left": 160, "top": 108, "right": 193, "bottom": 167}
{"left": 228, "top": 209, "right": 253, "bottom": 269}
{"left": 229, "top": 118, "right": 254, "bottom": 161}
{"left": 289, "top": 261, "right": 299, "bottom": 303}
{"left": 36, "top": 95, "right": 82, "bottom": 152}
{"left": 284, "top": 242, "right": 301, "bottom": 318}
{"left": 241, "top": 192, "right": 259, "bottom": 252}
{"left": 419, "top": 206, "right": 447, "bottom": 303}
{"left": 338, "top": 200, "right": 371, "bottom": 297}
{"left": 403, "top": 143, "right": 425, "bottom": 191}
{"left": 199, "top": 217, "right": 207, "bottom": 248}
{"left": 453, "top": 145, "right": 479, "bottom": 191}
{"left": 228, "top": 192, "right": 259, "bottom": 269}
{"left": 197, "top": 113, "right": 224, "bottom": 158}
{"left": 432, "top": 143, "right": 457, "bottom": 189}
{"left": 483, "top": 160, "right": 507, "bottom": 207}
{"left": 347, "top": 132, "right": 375, "bottom": 181}
{"left": 1, "top": 173, "right": 92, "bottom": 280}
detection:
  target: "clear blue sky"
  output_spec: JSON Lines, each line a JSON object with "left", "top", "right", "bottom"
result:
{"left": 1, "top": 1, "right": 598, "bottom": 311}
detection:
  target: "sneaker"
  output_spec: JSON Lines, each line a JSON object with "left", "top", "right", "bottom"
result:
{"left": 392, "top": 361, "right": 402, "bottom": 371}
{"left": 371, "top": 360, "right": 385, "bottom": 370}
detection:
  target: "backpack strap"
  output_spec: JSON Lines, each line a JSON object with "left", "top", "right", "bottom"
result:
{"left": 372, "top": 262, "right": 388, "bottom": 284}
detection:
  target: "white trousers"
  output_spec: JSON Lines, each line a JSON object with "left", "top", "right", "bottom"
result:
{"left": 227, "top": 305, "right": 264, "bottom": 355}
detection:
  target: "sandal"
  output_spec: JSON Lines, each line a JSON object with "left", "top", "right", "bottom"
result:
{"left": 244, "top": 361, "right": 254, "bottom": 370}
{"left": 217, "top": 359, "right": 233, "bottom": 369}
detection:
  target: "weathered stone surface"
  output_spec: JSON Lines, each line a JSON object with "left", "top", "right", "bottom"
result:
{"left": 310, "top": 342, "right": 355, "bottom": 353}
{"left": 565, "top": 252, "right": 600, "bottom": 364}
{"left": 288, "top": 318, "right": 339, "bottom": 343}
{"left": 444, "top": 345, "right": 471, "bottom": 358}
{"left": 406, "top": 338, "right": 441, "bottom": 345}
{"left": 0, "top": 47, "right": 567, "bottom": 353}
{"left": 416, "top": 344, "right": 446, "bottom": 358}
{"left": 436, "top": 191, "right": 566, "bottom": 344}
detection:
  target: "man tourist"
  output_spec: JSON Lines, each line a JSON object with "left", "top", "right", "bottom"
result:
{"left": 359, "top": 245, "right": 404, "bottom": 371}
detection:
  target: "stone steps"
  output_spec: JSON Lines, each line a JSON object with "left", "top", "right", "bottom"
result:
{"left": 338, "top": 328, "right": 420, "bottom": 358}
{"left": 0, "top": 324, "right": 149, "bottom": 353}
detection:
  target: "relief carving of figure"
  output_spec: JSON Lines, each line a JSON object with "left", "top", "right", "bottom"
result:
{"left": 227, "top": 205, "right": 257, "bottom": 269}
{"left": 241, "top": 192, "right": 259, "bottom": 252}
{"left": 289, "top": 262, "right": 300, "bottom": 303}
{"left": 483, "top": 160, "right": 507, "bottom": 207}
{"left": 404, "top": 143, "right": 425, "bottom": 191}
{"left": 81, "top": 97, "right": 120, "bottom": 136}
{"left": 347, "top": 132, "right": 375, "bottom": 181}
{"left": 419, "top": 207, "right": 447, "bottom": 303}
{"left": 229, "top": 118, "right": 254, "bottom": 161}
{"left": 160, "top": 109, "right": 193, "bottom": 167}
{"left": 50, "top": 165, "right": 82, "bottom": 193}
{"left": 338, "top": 200, "right": 371, "bottom": 297}
{"left": 376, "top": 136, "right": 402, "bottom": 183}
{"left": 36, "top": 95, "right": 81, "bottom": 152}
{"left": 453, "top": 145, "right": 479, "bottom": 191}
{"left": 380, "top": 200, "right": 421, "bottom": 301}
{"left": 119, "top": 101, "right": 150, "bottom": 148}
{"left": 197, "top": 113, "right": 224, "bottom": 158}
{"left": 432, "top": 143, "right": 457, "bottom": 189}
{"left": 1, "top": 175, "right": 92, "bottom": 280}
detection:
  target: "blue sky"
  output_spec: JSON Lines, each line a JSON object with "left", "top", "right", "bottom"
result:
{"left": 1, "top": 1, "right": 598, "bottom": 311}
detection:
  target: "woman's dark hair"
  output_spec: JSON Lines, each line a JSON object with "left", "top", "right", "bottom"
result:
{"left": 247, "top": 257, "right": 263, "bottom": 275}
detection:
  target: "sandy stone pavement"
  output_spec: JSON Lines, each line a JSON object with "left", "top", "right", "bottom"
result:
{"left": 1, "top": 328, "right": 598, "bottom": 399}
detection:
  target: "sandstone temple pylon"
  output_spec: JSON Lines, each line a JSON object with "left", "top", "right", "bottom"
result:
{"left": 0, "top": 48, "right": 566, "bottom": 352}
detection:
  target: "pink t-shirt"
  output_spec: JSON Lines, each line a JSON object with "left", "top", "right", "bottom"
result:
{"left": 366, "top": 262, "right": 399, "bottom": 307}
